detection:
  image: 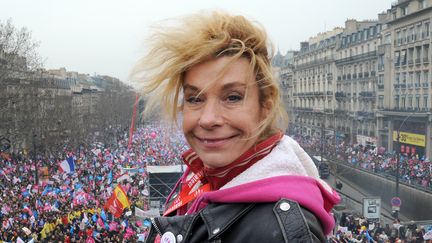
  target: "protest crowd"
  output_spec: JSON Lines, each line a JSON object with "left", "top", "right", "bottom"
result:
{"left": 0, "top": 123, "right": 188, "bottom": 242}
{"left": 2, "top": 123, "right": 432, "bottom": 242}
{"left": 292, "top": 133, "right": 432, "bottom": 191}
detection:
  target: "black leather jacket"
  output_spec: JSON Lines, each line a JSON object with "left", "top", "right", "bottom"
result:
{"left": 145, "top": 198, "right": 326, "bottom": 243}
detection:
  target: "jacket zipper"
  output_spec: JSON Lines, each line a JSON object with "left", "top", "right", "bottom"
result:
{"left": 150, "top": 217, "right": 162, "bottom": 236}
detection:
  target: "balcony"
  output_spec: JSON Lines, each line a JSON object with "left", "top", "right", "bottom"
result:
{"left": 334, "top": 109, "right": 348, "bottom": 114}
{"left": 395, "top": 62, "right": 400, "bottom": 67}
{"left": 371, "top": 71, "right": 376, "bottom": 76}
{"left": 337, "top": 76, "right": 341, "bottom": 81}
{"left": 364, "top": 72, "right": 369, "bottom": 78}
{"left": 408, "top": 60, "right": 414, "bottom": 66}
{"left": 335, "top": 91, "right": 347, "bottom": 100}
{"left": 347, "top": 74, "right": 351, "bottom": 80}
{"left": 423, "top": 83, "right": 429, "bottom": 88}
{"left": 415, "top": 83, "right": 421, "bottom": 88}
{"left": 359, "top": 91, "right": 376, "bottom": 99}
{"left": 415, "top": 58, "right": 421, "bottom": 65}
{"left": 400, "top": 83, "right": 407, "bottom": 89}
{"left": 357, "top": 111, "right": 375, "bottom": 118}
{"left": 378, "top": 64, "right": 384, "bottom": 71}
{"left": 358, "top": 73, "right": 363, "bottom": 78}
{"left": 407, "top": 83, "right": 413, "bottom": 89}
{"left": 352, "top": 73, "right": 357, "bottom": 79}
{"left": 378, "top": 84, "right": 384, "bottom": 90}
{"left": 326, "top": 91, "right": 333, "bottom": 96}
{"left": 424, "top": 57, "right": 429, "bottom": 64}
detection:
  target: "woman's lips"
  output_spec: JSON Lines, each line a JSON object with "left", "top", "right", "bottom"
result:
{"left": 195, "top": 135, "right": 238, "bottom": 148}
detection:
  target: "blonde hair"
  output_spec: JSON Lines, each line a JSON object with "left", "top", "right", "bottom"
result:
{"left": 131, "top": 11, "right": 288, "bottom": 139}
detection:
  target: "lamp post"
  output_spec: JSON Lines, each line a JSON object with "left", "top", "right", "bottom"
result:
{"left": 394, "top": 114, "right": 414, "bottom": 219}
{"left": 33, "top": 132, "right": 39, "bottom": 185}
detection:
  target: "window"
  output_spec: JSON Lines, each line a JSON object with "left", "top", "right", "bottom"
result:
{"left": 385, "top": 33, "right": 391, "bottom": 44}
{"left": 409, "top": 72, "right": 414, "bottom": 83}
{"left": 379, "top": 95, "right": 384, "bottom": 109}
{"left": 395, "top": 51, "right": 401, "bottom": 65}
{"left": 401, "top": 49, "right": 407, "bottom": 65}
{"left": 396, "top": 31, "right": 401, "bottom": 45}
{"left": 417, "top": 23, "right": 422, "bottom": 40}
{"left": 401, "top": 6, "right": 408, "bottom": 16}
{"left": 424, "top": 22, "right": 430, "bottom": 38}
{"left": 424, "top": 95, "right": 428, "bottom": 109}
{"left": 424, "top": 71, "right": 429, "bottom": 83}
{"left": 416, "top": 96, "right": 420, "bottom": 109}
{"left": 378, "top": 74, "right": 384, "bottom": 84}
{"left": 419, "top": 0, "right": 427, "bottom": 9}
{"left": 415, "top": 71, "right": 421, "bottom": 84}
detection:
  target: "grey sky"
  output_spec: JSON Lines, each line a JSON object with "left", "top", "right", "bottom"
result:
{"left": 1, "top": 0, "right": 392, "bottom": 82}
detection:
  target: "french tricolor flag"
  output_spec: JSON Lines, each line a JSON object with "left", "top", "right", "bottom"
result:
{"left": 59, "top": 156, "right": 75, "bottom": 174}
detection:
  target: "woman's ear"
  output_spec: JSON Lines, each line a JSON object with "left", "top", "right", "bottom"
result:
{"left": 261, "top": 99, "right": 273, "bottom": 119}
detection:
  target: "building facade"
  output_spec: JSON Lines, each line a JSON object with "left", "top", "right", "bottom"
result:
{"left": 291, "top": 28, "right": 342, "bottom": 139}
{"left": 280, "top": 0, "right": 432, "bottom": 158}
{"left": 377, "top": 0, "right": 432, "bottom": 157}
{"left": 335, "top": 19, "right": 383, "bottom": 146}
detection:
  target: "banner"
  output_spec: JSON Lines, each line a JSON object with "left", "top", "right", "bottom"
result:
{"left": 393, "top": 131, "right": 426, "bottom": 147}
{"left": 135, "top": 207, "right": 160, "bottom": 219}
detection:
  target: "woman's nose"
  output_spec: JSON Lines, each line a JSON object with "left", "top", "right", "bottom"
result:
{"left": 198, "top": 99, "right": 224, "bottom": 129}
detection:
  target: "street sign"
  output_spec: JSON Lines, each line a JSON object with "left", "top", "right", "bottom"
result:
{"left": 391, "top": 197, "right": 402, "bottom": 207}
{"left": 363, "top": 197, "right": 381, "bottom": 220}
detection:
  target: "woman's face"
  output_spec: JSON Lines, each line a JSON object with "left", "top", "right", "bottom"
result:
{"left": 182, "top": 56, "right": 267, "bottom": 168}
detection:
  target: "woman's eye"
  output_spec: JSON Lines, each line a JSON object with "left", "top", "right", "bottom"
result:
{"left": 185, "top": 96, "right": 202, "bottom": 104}
{"left": 226, "top": 94, "right": 243, "bottom": 102}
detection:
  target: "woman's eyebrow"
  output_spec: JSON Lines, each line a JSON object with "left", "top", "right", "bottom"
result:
{"left": 183, "top": 84, "right": 199, "bottom": 93}
{"left": 221, "top": 82, "right": 247, "bottom": 91}
{"left": 183, "top": 81, "right": 247, "bottom": 93}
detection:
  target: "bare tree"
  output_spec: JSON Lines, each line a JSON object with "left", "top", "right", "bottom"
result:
{"left": 0, "top": 18, "right": 44, "bottom": 81}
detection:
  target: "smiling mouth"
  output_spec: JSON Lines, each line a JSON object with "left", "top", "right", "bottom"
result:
{"left": 195, "top": 135, "right": 238, "bottom": 147}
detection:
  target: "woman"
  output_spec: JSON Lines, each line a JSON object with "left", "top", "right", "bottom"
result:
{"left": 132, "top": 11, "right": 340, "bottom": 243}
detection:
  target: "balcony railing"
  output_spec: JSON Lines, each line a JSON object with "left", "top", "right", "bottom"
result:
{"left": 424, "top": 57, "right": 429, "bottom": 64}
{"left": 422, "top": 83, "right": 429, "bottom": 88}
{"left": 415, "top": 58, "right": 421, "bottom": 65}
{"left": 359, "top": 91, "right": 376, "bottom": 98}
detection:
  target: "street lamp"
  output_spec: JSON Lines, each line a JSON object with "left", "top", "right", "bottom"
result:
{"left": 32, "top": 132, "right": 39, "bottom": 185}
{"left": 394, "top": 113, "right": 414, "bottom": 219}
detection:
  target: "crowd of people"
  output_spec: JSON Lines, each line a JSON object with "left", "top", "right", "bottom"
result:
{"left": 2, "top": 124, "right": 431, "bottom": 242}
{"left": 292, "top": 133, "right": 432, "bottom": 191}
{"left": 0, "top": 123, "right": 188, "bottom": 242}
{"left": 327, "top": 213, "right": 429, "bottom": 243}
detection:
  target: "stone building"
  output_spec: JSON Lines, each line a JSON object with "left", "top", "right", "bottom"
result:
{"left": 290, "top": 28, "right": 342, "bottom": 139}
{"left": 377, "top": 0, "right": 432, "bottom": 156}
{"left": 0, "top": 65, "right": 135, "bottom": 156}
{"left": 279, "top": 0, "right": 432, "bottom": 158}
{"left": 335, "top": 19, "right": 383, "bottom": 146}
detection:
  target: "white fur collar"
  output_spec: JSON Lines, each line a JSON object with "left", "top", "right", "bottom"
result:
{"left": 221, "top": 135, "right": 323, "bottom": 190}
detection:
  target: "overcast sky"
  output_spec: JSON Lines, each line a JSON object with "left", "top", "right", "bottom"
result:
{"left": 1, "top": 0, "right": 392, "bottom": 82}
